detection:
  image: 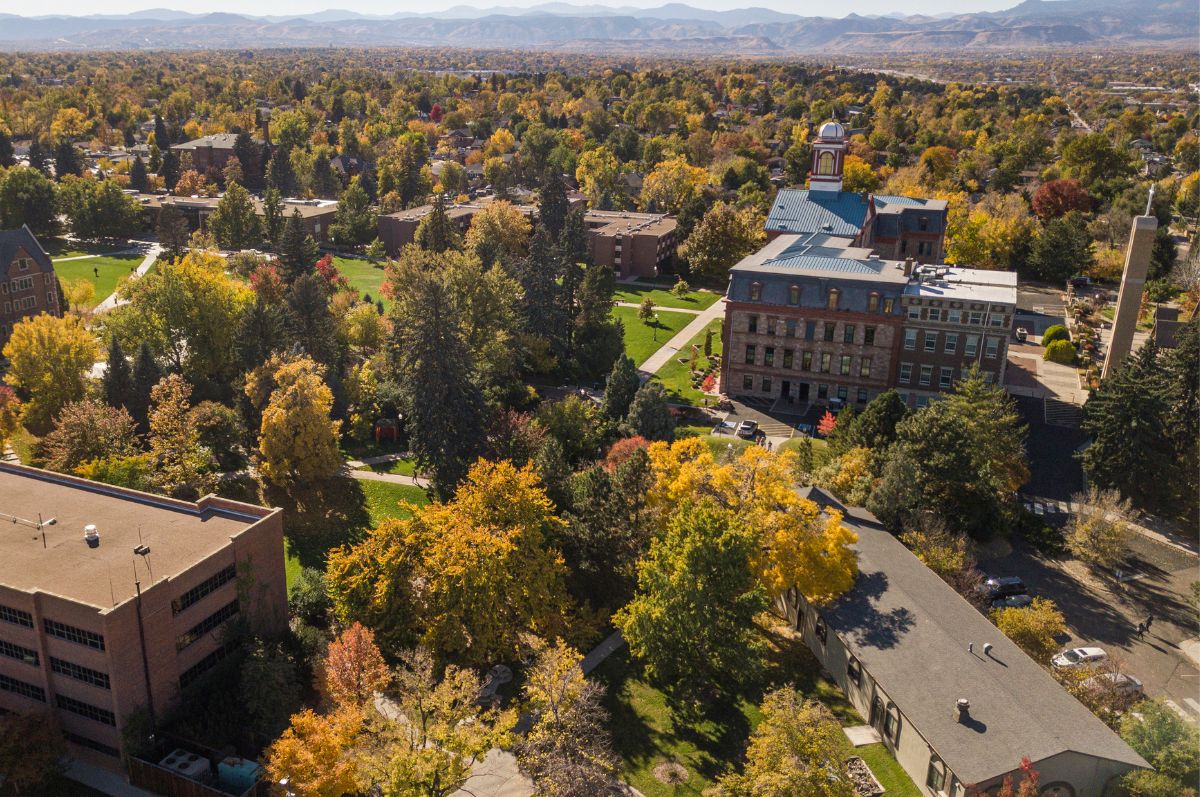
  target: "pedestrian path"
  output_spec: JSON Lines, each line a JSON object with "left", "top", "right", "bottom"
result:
{"left": 94, "top": 244, "right": 161, "bottom": 312}
{"left": 638, "top": 296, "right": 725, "bottom": 376}
{"left": 348, "top": 467, "right": 431, "bottom": 489}
{"left": 614, "top": 301, "right": 702, "bottom": 315}
{"left": 65, "top": 760, "right": 158, "bottom": 797}
{"left": 1021, "top": 493, "right": 1198, "bottom": 558}
{"left": 1162, "top": 698, "right": 1200, "bottom": 724}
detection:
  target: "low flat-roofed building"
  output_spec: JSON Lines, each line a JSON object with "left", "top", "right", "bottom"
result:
{"left": 781, "top": 487, "right": 1148, "bottom": 797}
{"left": 133, "top": 193, "right": 338, "bottom": 242}
{"left": 0, "top": 462, "right": 286, "bottom": 766}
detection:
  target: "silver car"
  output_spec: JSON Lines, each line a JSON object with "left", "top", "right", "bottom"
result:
{"left": 1082, "top": 672, "right": 1143, "bottom": 698}
{"left": 1052, "top": 646, "right": 1108, "bottom": 669}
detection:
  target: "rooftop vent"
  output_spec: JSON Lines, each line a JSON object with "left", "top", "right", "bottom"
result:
{"left": 983, "top": 643, "right": 994, "bottom": 657}
{"left": 84, "top": 524, "right": 100, "bottom": 548}
{"left": 956, "top": 698, "right": 970, "bottom": 721}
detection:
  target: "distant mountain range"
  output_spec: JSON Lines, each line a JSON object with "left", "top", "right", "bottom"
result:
{"left": 0, "top": 0, "right": 1194, "bottom": 52}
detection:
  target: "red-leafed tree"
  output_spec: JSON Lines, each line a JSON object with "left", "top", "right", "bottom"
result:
{"left": 603, "top": 436, "right": 649, "bottom": 471}
{"left": 319, "top": 622, "right": 391, "bottom": 707}
{"left": 817, "top": 410, "right": 837, "bottom": 437}
{"left": 249, "top": 262, "right": 287, "bottom": 303}
{"left": 1032, "top": 179, "right": 1091, "bottom": 220}
{"left": 314, "top": 254, "right": 351, "bottom": 292}
{"left": 969, "top": 757, "right": 1039, "bottom": 797}
{"left": 430, "top": 103, "right": 443, "bottom": 123}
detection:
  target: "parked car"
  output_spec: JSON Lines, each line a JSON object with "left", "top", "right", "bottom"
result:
{"left": 1015, "top": 327, "right": 1028, "bottom": 342}
{"left": 981, "top": 576, "right": 1028, "bottom": 600}
{"left": 1052, "top": 647, "right": 1108, "bottom": 669}
{"left": 735, "top": 420, "right": 758, "bottom": 439}
{"left": 1082, "top": 672, "right": 1143, "bottom": 698}
{"left": 1069, "top": 275, "right": 1091, "bottom": 289}
{"left": 991, "top": 593, "right": 1035, "bottom": 610}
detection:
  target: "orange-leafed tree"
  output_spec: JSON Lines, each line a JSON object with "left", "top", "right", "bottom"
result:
{"left": 265, "top": 707, "right": 364, "bottom": 797}
{"left": 320, "top": 622, "right": 391, "bottom": 708}
{"left": 817, "top": 410, "right": 837, "bottom": 437}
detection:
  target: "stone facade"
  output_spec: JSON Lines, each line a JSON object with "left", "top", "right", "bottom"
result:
{"left": 0, "top": 227, "right": 61, "bottom": 348}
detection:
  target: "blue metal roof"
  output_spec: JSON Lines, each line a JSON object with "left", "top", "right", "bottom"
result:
{"left": 765, "top": 254, "right": 885, "bottom": 275}
{"left": 872, "top": 193, "right": 931, "bottom": 208}
{"left": 765, "top": 189, "right": 868, "bottom": 237}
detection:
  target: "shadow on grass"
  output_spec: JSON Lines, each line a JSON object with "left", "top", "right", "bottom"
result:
{"left": 262, "top": 477, "right": 372, "bottom": 569}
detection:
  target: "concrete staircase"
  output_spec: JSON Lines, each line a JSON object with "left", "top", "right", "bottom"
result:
{"left": 1044, "top": 397, "right": 1082, "bottom": 428}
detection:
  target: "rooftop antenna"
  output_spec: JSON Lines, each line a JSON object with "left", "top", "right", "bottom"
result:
{"left": 107, "top": 565, "right": 116, "bottom": 608}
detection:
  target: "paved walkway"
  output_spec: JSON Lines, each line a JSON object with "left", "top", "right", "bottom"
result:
{"left": 1023, "top": 493, "right": 1198, "bottom": 558}
{"left": 580, "top": 630, "right": 626, "bottom": 674}
{"left": 348, "top": 467, "right": 431, "bottom": 489}
{"left": 614, "top": 301, "right": 702, "bottom": 315}
{"left": 65, "top": 760, "right": 158, "bottom": 797}
{"left": 843, "top": 725, "right": 882, "bottom": 747}
{"left": 638, "top": 297, "right": 726, "bottom": 376}
{"left": 94, "top": 244, "right": 161, "bottom": 312}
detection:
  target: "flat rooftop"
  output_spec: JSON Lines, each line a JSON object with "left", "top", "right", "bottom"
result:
{"left": 904, "top": 265, "right": 1018, "bottom": 305}
{"left": 0, "top": 464, "right": 271, "bottom": 611}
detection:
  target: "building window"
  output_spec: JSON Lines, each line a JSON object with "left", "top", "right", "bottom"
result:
{"left": 837, "top": 385, "right": 848, "bottom": 401}
{"left": 820, "top": 353, "right": 831, "bottom": 373}
{"left": 898, "top": 363, "right": 912, "bottom": 384}
{"left": 51, "top": 658, "right": 111, "bottom": 690}
{"left": 882, "top": 704, "right": 901, "bottom": 743}
{"left": 176, "top": 600, "right": 239, "bottom": 652}
{"left": 174, "top": 564, "right": 237, "bottom": 615}
{"left": 785, "top": 319, "right": 797, "bottom": 338}
{"left": 867, "top": 293, "right": 879, "bottom": 312}
{"left": 839, "top": 355, "right": 851, "bottom": 375}
{"left": 823, "top": 323, "right": 835, "bottom": 343}
{"left": 904, "top": 329, "right": 917, "bottom": 351}
{"left": 827, "top": 289, "right": 839, "bottom": 310}
{"left": 919, "top": 365, "right": 933, "bottom": 386}
{"left": 764, "top": 347, "right": 775, "bottom": 367}
{"left": 750, "top": 282, "right": 762, "bottom": 301}
{"left": 0, "top": 639, "right": 38, "bottom": 666}
{"left": 817, "top": 384, "right": 828, "bottom": 399}
{"left": 743, "top": 375, "right": 753, "bottom": 391}
{"left": 928, "top": 308, "right": 941, "bottom": 322}
{"left": 965, "top": 335, "right": 980, "bottom": 357}
{"left": 0, "top": 672, "right": 46, "bottom": 703}
{"left": 805, "top": 321, "right": 816, "bottom": 341}
{"left": 789, "top": 285, "right": 800, "bottom": 305}
{"left": 985, "top": 337, "right": 1000, "bottom": 359}
{"left": 969, "top": 310, "right": 983, "bottom": 325}
{"left": 991, "top": 314, "right": 1007, "bottom": 328}
{"left": 816, "top": 151, "right": 834, "bottom": 175}
{"left": 923, "top": 331, "right": 938, "bottom": 353}
{"left": 926, "top": 758, "right": 947, "bottom": 793}
{"left": 883, "top": 298, "right": 894, "bottom": 314}
{"left": 802, "top": 351, "right": 813, "bottom": 371}
{"left": 0, "top": 604, "right": 33, "bottom": 628}
{"left": 761, "top": 377, "right": 772, "bottom": 393}
{"left": 908, "top": 305, "right": 921, "bottom": 320}
{"left": 939, "top": 367, "right": 953, "bottom": 389}
{"left": 843, "top": 325, "right": 855, "bottom": 344}
{"left": 814, "top": 616, "right": 827, "bottom": 645}
{"left": 44, "top": 620, "right": 105, "bottom": 651}
{"left": 847, "top": 656, "right": 861, "bottom": 686}
{"left": 944, "top": 334, "right": 958, "bottom": 355}
{"left": 745, "top": 345, "right": 756, "bottom": 365}
{"left": 860, "top": 358, "right": 872, "bottom": 378}
{"left": 948, "top": 308, "right": 961, "bottom": 324}
{"left": 857, "top": 389, "right": 868, "bottom": 403}
{"left": 180, "top": 643, "right": 236, "bottom": 690}
{"left": 748, "top": 315, "right": 758, "bottom": 333}
{"left": 783, "top": 349, "right": 794, "bottom": 369}
{"left": 919, "top": 216, "right": 929, "bottom": 232}
{"left": 864, "top": 326, "right": 876, "bottom": 346}
{"left": 57, "top": 695, "right": 116, "bottom": 726}
{"left": 767, "top": 318, "right": 777, "bottom": 336}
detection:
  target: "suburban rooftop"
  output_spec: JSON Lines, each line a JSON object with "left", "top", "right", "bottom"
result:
{"left": 0, "top": 463, "right": 274, "bottom": 611}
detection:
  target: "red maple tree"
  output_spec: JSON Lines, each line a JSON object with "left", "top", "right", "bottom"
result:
{"left": 817, "top": 410, "right": 837, "bottom": 437}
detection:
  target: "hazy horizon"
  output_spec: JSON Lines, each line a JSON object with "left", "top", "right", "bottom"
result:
{"left": 0, "top": 0, "right": 1019, "bottom": 19}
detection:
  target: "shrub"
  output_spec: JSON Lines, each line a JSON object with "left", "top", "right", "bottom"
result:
{"left": 1042, "top": 324, "right": 1070, "bottom": 345}
{"left": 1044, "top": 339, "right": 1077, "bottom": 364}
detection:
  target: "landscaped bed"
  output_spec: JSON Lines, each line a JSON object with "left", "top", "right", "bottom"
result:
{"left": 653, "top": 318, "right": 722, "bottom": 405}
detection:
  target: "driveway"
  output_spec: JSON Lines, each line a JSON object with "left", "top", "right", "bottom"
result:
{"left": 980, "top": 532, "right": 1200, "bottom": 722}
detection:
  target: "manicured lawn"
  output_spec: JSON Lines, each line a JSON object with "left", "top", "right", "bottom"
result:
{"left": 333, "top": 256, "right": 390, "bottom": 307}
{"left": 856, "top": 743, "right": 922, "bottom": 797}
{"left": 360, "top": 478, "right": 429, "bottom": 525}
{"left": 614, "top": 283, "right": 722, "bottom": 311}
{"left": 360, "top": 457, "right": 420, "bottom": 477}
{"left": 700, "top": 434, "right": 756, "bottom": 459}
{"left": 653, "top": 318, "right": 722, "bottom": 405}
{"left": 43, "top": 238, "right": 130, "bottom": 259}
{"left": 53, "top": 252, "right": 144, "bottom": 305}
{"left": 611, "top": 305, "right": 696, "bottom": 367}
{"left": 595, "top": 618, "right": 857, "bottom": 797}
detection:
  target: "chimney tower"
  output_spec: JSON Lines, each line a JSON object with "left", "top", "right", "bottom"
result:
{"left": 1101, "top": 214, "right": 1157, "bottom": 379}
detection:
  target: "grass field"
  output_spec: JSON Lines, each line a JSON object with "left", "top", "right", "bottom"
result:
{"left": 360, "top": 457, "right": 420, "bottom": 477}
{"left": 614, "top": 283, "right": 722, "bottom": 311}
{"left": 333, "top": 256, "right": 390, "bottom": 307}
{"left": 856, "top": 743, "right": 922, "bottom": 797}
{"left": 53, "top": 252, "right": 145, "bottom": 305}
{"left": 43, "top": 238, "right": 130, "bottom": 259}
{"left": 595, "top": 618, "right": 860, "bottom": 797}
{"left": 653, "top": 318, "right": 722, "bottom": 405}
{"left": 611, "top": 305, "right": 695, "bottom": 367}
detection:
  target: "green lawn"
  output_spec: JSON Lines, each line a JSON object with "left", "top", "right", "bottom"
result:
{"left": 653, "top": 319, "right": 722, "bottom": 405}
{"left": 856, "top": 743, "right": 922, "bottom": 797}
{"left": 596, "top": 619, "right": 858, "bottom": 797}
{"left": 360, "top": 479, "right": 428, "bottom": 526}
{"left": 359, "top": 457, "right": 420, "bottom": 477}
{"left": 611, "top": 306, "right": 696, "bottom": 367}
{"left": 54, "top": 252, "right": 145, "bottom": 305}
{"left": 333, "top": 256, "right": 390, "bottom": 307}
{"left": 614, "top": 283, "right": 722, "bottom": 311}
{"left": 43, "top": 238, "right": 130, "bottom": 259}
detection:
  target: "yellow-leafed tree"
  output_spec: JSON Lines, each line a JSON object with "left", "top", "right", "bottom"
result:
{"left": 2, "top": 312, "right": 99, "bottom": 435}
{"left": 256, "top": 356, "right": 343, "bottom": 485}
{"left": 265, "top": 707, "right": 364, "bottom": 797}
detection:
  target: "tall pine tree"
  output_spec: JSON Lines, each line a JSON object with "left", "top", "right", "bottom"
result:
{"left": 538, "top": 168, "right": 568, "bottom": 241}
{"left": 414, "top": 194, "right": 458, "bottom": 253}
{"left": 129, "top": 342, "right": 162, "bottom": 434}
{"left": 102, "top": 338, "right": 133, "bottom": 411}
{"left": 129, "top": 157, "right": 149, "bottom": 193}
{"left": 279, "top": 209, "right": 320, "bottom": 282}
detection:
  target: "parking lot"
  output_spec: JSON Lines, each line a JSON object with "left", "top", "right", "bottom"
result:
{"left": 980, "top": 531, "right": 1200, "bottom": 722}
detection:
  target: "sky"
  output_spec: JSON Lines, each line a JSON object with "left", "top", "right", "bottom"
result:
{"left": 0, "top": 0, "right": 1019, "bottom": 18}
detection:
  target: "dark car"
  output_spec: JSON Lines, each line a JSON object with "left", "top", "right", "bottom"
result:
{"left": 981, "top": 576, "right": 1028, "bottom": 600}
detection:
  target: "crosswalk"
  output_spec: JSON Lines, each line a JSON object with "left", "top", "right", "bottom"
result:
{"left": 1163, "top": 698, "right": 1200, "bottom": 723}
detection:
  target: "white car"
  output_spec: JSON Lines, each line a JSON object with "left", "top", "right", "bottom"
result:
{"left": 1015, "top": 327, "right": 1029, "bottom": 342}
{"left": 1082, "top": 672, "right": 1143, "bottom": 698}
{"left": 1052, "top": 646, "right": 1108, "bottom": 669}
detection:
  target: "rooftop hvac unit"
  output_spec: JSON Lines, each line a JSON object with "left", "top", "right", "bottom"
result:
{"left": 83, "top": 524, "right": 100, "bottom": 548}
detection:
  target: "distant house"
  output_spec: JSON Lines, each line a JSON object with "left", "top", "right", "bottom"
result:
{"left": 330, "top": 154, "right": 371, "bottom": 185}
{"left": 171, "top": 134, "right": 263, "bottom": 174}
{"left": 0, "top": 226, "right": 61, "bottom": 348}
{"left": 780, "top": 488, "right": 1148, "bottom": 797}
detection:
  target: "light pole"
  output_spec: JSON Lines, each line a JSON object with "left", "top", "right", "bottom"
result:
{"left": 652, "top": 313, "right": 661, "bottom": 341}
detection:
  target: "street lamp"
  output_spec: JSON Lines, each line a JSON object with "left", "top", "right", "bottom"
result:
{"left": 652, "top": 313, "right": 661, "bottom": 341}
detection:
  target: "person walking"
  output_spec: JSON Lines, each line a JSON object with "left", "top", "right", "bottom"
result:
{"left": 1135, "top": 622, "right": 1145, "bottom": 639}
{"left": 1144, "top": 613, "right": 1154, "bottom": 632}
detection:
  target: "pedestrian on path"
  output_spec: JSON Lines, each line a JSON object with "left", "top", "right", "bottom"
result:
{"left": 1144, "top": 613, "right": 1154, "bottom": 632}
{"left": 1135, "top": 622, "right": 1145, "bottom": 639}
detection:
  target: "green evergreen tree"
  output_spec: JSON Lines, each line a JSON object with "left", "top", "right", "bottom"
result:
{"left": 160, "top": 147, "right": 181, "bottom": 191}
{"left": 601, "top": 355, "right": 639, "bottom": 420}
{"left": 266, "top": 146, "right": 297, "bottom": 196}
{"left": 310, "top": 154, "right": 340, "bottom": 199}
{"left": 841, "top": 389, "right": 908, "bottom": 452}
{"left": 208, "top": 181, "right": 262, "bottom": 250}
{"left": 235, "top": 297, "right": 293, "bottom": 376}
{"left": 538, "top": 168, "right": 569, "bottom": 241}
{"left": 623, "top": 382, "right": 675, "bottom": 442}
{"left": 156, "top": 204, "right": 191, "bottom": 260}
{"left": 102, "top": 338, "right": 133, "bottom": 411}
{"left": 54, "top": 141, "right": 82, "bottom": 179}
{"left": 285, "top": 273, "right": 340, "bottom": 367}
{"left": 234, "top": 132, "right": 264, "bottom": 192}
{"left": 26, "top": 140, "right": 51, "bottom": 175}
{"left": 514, "top": 225, "right": 568, "bottom": 359}
{"left": 129, "top": 156, "right": 149, "bottom": 192}
{"left": 1027, "top": 212, "right": 1093, "bottom": 282}
{"left": 261, "top": 187, "right": 285, "bottom": 250}
{"left": 129, "top": 342, "right": 162, "bottom": 434}
{"left": 414, "top": 193, "right": 459, "bottom": 253}
{"left": 329, "top": 177, "right": 376, "bottom": 247}
{"left": 0, "top": 130, "right": 13, "bottom": 168}
{"left": 279, "top": 209, "right": 320, "bottom": 282}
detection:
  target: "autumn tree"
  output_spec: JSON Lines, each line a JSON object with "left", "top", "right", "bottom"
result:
{"left": 714, "top": 689, "right": 853, "bottom": 797}
{"left": 1120, "top": 699, "right": 1200, "bottom": 792}
{"left": 841, "top": 154, "right": 880, "bottom": 193}
{"left": 575, "top": 146, "right": 622, "bottom": 208}
{"left": 208, "top": 180, "right": 261, "bottom": 250}
{"left": 1065, "top": 486, "right": 1133, "bottom": 570}
{"left": 640, "top": 154, "right": 707, "bottom": 214}
{"left": 900, "top": 517, "right": 984, "bottom": 603}
{"left": 465, "top": 199, "right": 532, "bottom": 268}
{"left": 147, "top": 374, "right": 215, "bottom": 498}
{"left": 2, "top": 313, "right": 98, "bottom": 434}
{"left": 516, "top": 637, "right": 619, "bottom": 796}
{"left": 0, "top": 387, "right": 20, "bottom": 449}
{"left": 265, "top": 707, "right": 364, "bottom": 797}
{"left": 0, "top": 166, "right": 58, "bottom": 235}
{"left": 679, "top": 201, "right": 764, "bottom": 282}
{"left": 1032, "top": 178, "right": 1092, "bottom": 220}
{"left": 254, "top": 356, "right": 343, "bottom": 486}
{"left": 320, "top": 622, "right": 391, "bottom": 708}
{"left": 39, "top": 399, "right": 139, "bottom": 475}
{"left": 991, "top": 598, "right": 1066, "bottom": 662}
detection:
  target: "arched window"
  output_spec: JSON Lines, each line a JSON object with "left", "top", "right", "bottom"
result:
{"left": 827, "top": 288, "right": 840, "bottom": 310}
{"left": 882, "top": 703, "right": 901, "bottom": 743}
{"left": 816, "top": 151, "right": 834, "bottom": 176}
{"left": 789, "top": 284, "right": 801, "bottom": 305}
{"left": 750, "top": 281, "right": 762, "bottom": 301}
{"left": 847, "top": 656, "right": 861, "bottom": 686}
{"left": 1039, "top": 783, "right": 1076, "bottom": 797}
{"left": 926, "top": 757, "right": 947, "bottom": 793}
{"left": 868, "top": 292, "right": 880, "bottom": 312}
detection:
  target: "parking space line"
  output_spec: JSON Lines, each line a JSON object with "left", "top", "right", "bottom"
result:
{"left": 1164, "top": 700, "right": 1193, "bottom": 722}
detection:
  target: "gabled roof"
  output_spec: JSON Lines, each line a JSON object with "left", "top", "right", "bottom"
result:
{"left": 766, "top": 189, "right": 868, "bottom": 237}
{"left": 730, "top": 232, "right": 908, "bottom": 285}
{"left": 0, "top": 225, "right": 54, "bottom": 274}
{"left": 800, "top": 487, "right": 1148, "bottom": 786}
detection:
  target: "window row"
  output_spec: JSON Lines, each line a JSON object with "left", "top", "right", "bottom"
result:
{"left": 906, "top": 305, "right": 1008, "bottom": 328}
{"left": 746, "top": 282, "right": 895, "bottom": 315}
{"left": 739, "top": 375, "right": 869, "bottom": 405}
{"left": 0, "top": 672, "right": 45, "bottom": 703}
{"left": 744, "top": 346, "right": 874, "bottom": 378}
{"left": 51, "top": 657, "right": 111, "bottom": 690}
{"left": 0, "top": 638, "right": 39, "bottom": 666}
{"left": 176, "top": 600, "right": 239, "bottom": 652}
{"left": 0, "top": 604, "right": 34, "bottom": 628}
{"left": 174, "top": 564, "right": 237, "bottom": 615}
{"left": 180, "top": 642, "right": 236, "bottom": 690}
{"left": 44, "top": 619, "right": 106, "bottom": 651}
{"left": 745, "top": 316, "right": 879, "bottom": 346}
{"left": 57, "top": 694, "right": 116, "bottom": 726}
{"left": 902, "top": 330, "right": 1001, "bottom": 359}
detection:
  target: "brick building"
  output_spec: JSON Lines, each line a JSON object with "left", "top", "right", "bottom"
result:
{"left": 0, "top": 463, "right": 287, "bottom": 766}
{"left": 0, "top": 226, "right": 61, "bottom": 348}
{"left": 170, "top": 134, "right": 261, "bottom": 174}
{"left": 134, "top": 193, "right": 339, "bottom": 243}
